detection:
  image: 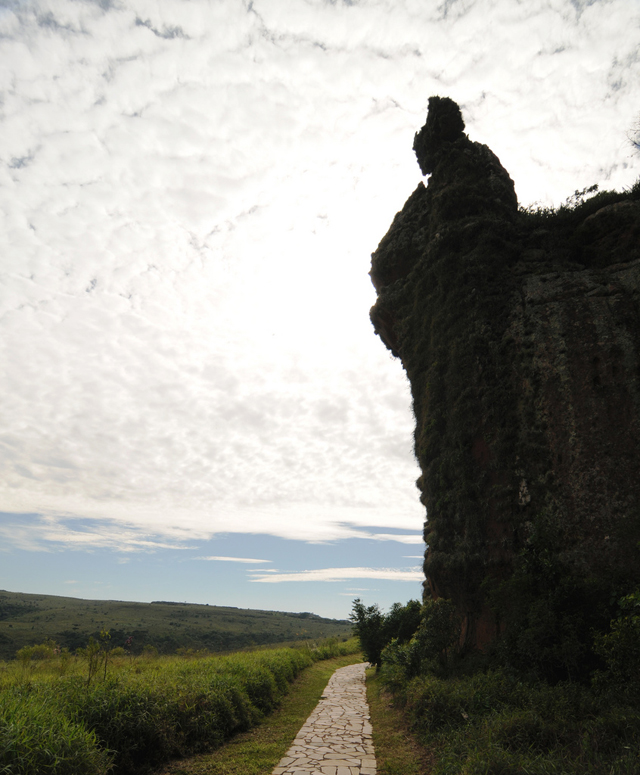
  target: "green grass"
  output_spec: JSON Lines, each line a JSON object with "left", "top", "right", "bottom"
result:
{"left": 0, "top": 589, "right": 352, "bottom": 660}
{"left": 379, "top": 668, "right": 640, "bottom": 775}
{"left": 0, "top": 638, "right": 361, "bottom": 775}
{"left": 0, "top": 692, "right": 111, "bottom": 775}
{"left": 152, "top": 652, "right": 364, "bottom": 775}
{"left": 366, "top": 668, "right": 433, "bottom": 775}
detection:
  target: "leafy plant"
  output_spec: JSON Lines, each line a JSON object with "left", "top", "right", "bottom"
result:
{"left": 350, "top": 599, "right": 386, "bottom": 668}
{"left": 350, "top": 599, "right": 422, "bottom": 669}
{"left": 0, "top": 692, "right": 112, "bottom": 775}
{"left": 593, "top": 588, "right": 640, "bottom": 703}
{"left": 379, "top": 668, "right": 640, "bottom": 775}
{"left": 77, "top": 630, "right": 113, "bottom": 687}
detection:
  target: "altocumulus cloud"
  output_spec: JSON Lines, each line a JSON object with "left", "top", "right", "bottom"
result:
{"left": 0, "top": 0, "right": 638, "bottom": 554}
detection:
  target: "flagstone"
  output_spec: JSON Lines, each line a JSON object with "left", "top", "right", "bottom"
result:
{"left": 271, "top": 663, "right": 377, "bottom": 775}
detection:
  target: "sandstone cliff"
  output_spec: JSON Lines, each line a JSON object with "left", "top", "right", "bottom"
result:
{"left": 370, "top": 97, "right": 640, "bottom": 671}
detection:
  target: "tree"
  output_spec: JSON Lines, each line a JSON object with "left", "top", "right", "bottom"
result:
{"left": 349, "top": 599, "right": 386, "bottom": 668}
{"left": 350, "top": 598, "right": 423, "bottom": 668}
{"left": 628, "top": 115, "right": 640, "bottom": 154}
{"left": 383, "top": 599, "right": 422, "bottom": 644}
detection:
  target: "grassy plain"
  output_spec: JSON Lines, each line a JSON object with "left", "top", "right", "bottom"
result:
{"left": 0, "top": 638, "right": 360, "bottom": 775}
{"left": 153, "top": 652, "right": 363, "bottom": 775}
{"left": 0, "top": 589, "right": 352, "bottom": 659}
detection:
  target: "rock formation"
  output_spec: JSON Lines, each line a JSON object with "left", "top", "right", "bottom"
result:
{"left": 370, "top": 97, "right": 640, "bottom": 664}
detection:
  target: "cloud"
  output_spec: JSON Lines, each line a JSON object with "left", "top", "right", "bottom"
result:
{"left": 0, "top": 513, "right": 195, "bottom": 553}
{"left": 248, "top": 566, "right": 423, "bottom": 583}
{"left": 197, "top": 555, "right": 272, "bottom": 564}
{"left": 0, "top": 510, "right": 423, "bottom": 553}
{"left": 366, "top": 533, "right": 424, "bottom": 544}
{"left": 0, "top": 0, "right": 639, "bottom": 556}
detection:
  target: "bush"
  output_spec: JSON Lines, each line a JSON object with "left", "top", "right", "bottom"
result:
{"left": 16, "top": 640, "right": 58, "bottom": 663}
{"left": 0, "top": 691, "right": 112, "bottom": 775}
{"left": 381, "top": 598, "right": 461, "bottom": 681}
{"left": 380, "top": 667, "right": 640, "bottom": 775}
{"left": 69, "top": 649, "right": 315, "bottom": 772}
{"left": 383, "top": 600, "right": 423, "bottom": 644}
{"left": 593, "top": 589, "right": 640, "bottom": 703}
{"left": 0, "top": 642, "right": 353, "bottom": 775}
{"left": 485, "top": 530, "right": 612, "bottom": 683}
{"left": 350, "top": 598, "right": 422, "bottom": 668}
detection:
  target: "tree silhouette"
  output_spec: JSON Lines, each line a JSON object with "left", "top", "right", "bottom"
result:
{"left": 629, "top": 116, "right": 640, "bottom": 153}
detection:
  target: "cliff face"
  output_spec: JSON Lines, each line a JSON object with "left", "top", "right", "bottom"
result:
{"left": 370, "top": 97, "right": 640, "bottom": 660}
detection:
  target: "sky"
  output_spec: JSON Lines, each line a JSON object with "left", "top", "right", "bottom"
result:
{"left": 1, "top": 0, "right": 639, "bottom": 620}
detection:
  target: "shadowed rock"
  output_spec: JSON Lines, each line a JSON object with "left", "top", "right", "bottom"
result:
{"left": 370, "top": 96, "right": 640, "bottom": 663}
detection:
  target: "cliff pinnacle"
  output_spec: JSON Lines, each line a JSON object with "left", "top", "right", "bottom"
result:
{"left": 370, "top": 97, "right": 640, "bottom": 673}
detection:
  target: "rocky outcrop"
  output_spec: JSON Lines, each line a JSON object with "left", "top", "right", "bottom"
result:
{"left": 370, "top": 97, "right": 640, "bottom": 659}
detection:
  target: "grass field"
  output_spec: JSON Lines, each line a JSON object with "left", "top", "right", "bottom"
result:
{"left": 153, "top": 652, "right": 364, "bottom": 775}
{"left": 366, "top": 668, "right": 432, "bottom": 775}
{"left": 0, "top": 637, "right": 360, "bottom": 775}
{"left": 0, "top": 589, "right": 352, "bottom": 660}
{"left": 152, "top": 657, "right": 436, "bottom": 775}
{"left": 377, "top": 667, "right": 640, "bottom": 775}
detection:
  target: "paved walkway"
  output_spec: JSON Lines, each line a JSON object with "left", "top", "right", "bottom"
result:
{"left": 272, "top": 662, "right": 376, "bottom": 775}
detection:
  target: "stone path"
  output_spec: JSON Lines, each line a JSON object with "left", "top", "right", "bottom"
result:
{"left": 272, "top": 662, "right": 376, "bottom": 775}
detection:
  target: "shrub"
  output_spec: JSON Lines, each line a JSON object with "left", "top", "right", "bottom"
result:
{"left": 380, "top": 667, "right": 640, "bottom": 775}
{"left": 16, "top": 639, "right": 58, "bottom": 663}
{"left": 413, "top": 598, "right": 460, "bottom": 673}
{"left": 381, "top": 598, "right": 461, "bottom": 681}
{"left": 486, "top": 709, "right": 565, "bottom": 754}
{"left": 350, "top": 599, "right": 422, "bottom": 669}
{"left": 350, "top": 599, "right": 386, "bottom": 667}
{"left": 593, "top": 589, "right": 640, "bottom": 703}
{"left": 383, "top": 600, "right": 423, "bottom": 644}
{"left": 0, "top": 642, "right": 355, "bottom": 775}
{"left": 58, "top": 677, "right": 175, "bottom": 773}
{"left": 485, "top": 528, "right": 612, "bottom": 683}
{"left": 0, "top": 691, "right": 112, "bottom": 775}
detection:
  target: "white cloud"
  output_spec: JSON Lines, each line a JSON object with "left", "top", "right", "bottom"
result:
{"left": 197, "top": 555, "right": 272, "bottom": 564}
{"left": 0, "top": 0, "right": 639, "bottom": 557}
{"left": 367, "top": 533, "right": 424, "bottom": 544}
{"left": 249, "top": 566, "right": 423, "bottom": 583}
{"left": 0, "top": 515, "right": 193, "bottom": 553}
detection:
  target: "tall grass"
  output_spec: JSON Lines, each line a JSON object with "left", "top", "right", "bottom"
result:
{"left": 380, "top": 667, "right": 640, "bottom": 774}
{"left": 0, "top": 637, "right": 359, "bottom": 775}
{"left": 0, "top": 692, "right": 111, "bottom": 775}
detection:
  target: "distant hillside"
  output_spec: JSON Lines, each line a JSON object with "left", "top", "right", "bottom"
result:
{"left": 0, "top": 589, "right": 352, "bottom": 660}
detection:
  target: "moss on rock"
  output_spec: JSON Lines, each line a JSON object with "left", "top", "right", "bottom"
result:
{"left": 370, "top": 97, "right": 640, "bottom": 676}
